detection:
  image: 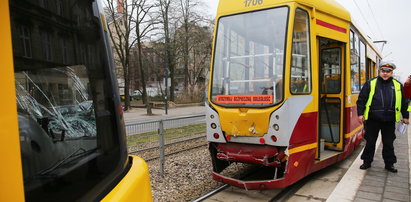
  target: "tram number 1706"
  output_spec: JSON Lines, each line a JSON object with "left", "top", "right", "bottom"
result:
{"left": 244, "top": 0, "right": 263, "bottom": 7}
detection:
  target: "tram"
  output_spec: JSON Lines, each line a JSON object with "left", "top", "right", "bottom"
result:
{"left": 206, "top": 0, "right": 381, "bottom": 189}
{"left": 0, "top": 0, "right": 151, "bottom": 201}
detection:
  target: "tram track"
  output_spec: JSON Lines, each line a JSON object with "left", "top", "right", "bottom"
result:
{"left": 128, "top": 134, "right": 207, "bottom": 161}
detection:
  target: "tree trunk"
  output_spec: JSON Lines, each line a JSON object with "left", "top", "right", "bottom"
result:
{"left": 136, "top": 41, "right": 152, "bottom": 115}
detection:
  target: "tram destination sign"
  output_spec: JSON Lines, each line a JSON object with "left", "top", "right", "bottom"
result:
{"left": 216, "top": 95, "right": 272, "bottom": 103}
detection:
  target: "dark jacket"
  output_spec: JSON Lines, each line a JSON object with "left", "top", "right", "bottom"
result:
{"left": 357, "top": 76, "right": 409, "bottom": 122}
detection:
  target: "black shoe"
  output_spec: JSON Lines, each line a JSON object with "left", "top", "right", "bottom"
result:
{"left": 360, "top": 163, "right": 371, "bottom": 170}
{"left": 385, "top": 165, "right": 398, "bottom": 173}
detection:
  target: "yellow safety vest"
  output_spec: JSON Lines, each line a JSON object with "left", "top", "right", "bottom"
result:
{"left": 364, "top": 78, "right": 402, "bottom": 122}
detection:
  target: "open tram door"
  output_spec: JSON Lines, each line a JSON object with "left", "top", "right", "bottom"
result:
{"left": 317, "top": 37, "right": 345, "bottom": 159}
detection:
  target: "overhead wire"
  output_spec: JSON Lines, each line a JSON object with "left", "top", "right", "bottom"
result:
{"left": 351, "top": 0, "right": 378, "bottom": 40}
{"left": 366, "top": 0, "right": 385, "bottom": 40}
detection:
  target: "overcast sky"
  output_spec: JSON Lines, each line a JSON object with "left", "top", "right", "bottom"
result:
{"left": 204, "top": 0, "right": 411, "bottom": 82}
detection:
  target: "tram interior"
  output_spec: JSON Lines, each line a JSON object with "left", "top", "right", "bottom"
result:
{"left": 318, "top": 37, "right": 344, "bottom": 159}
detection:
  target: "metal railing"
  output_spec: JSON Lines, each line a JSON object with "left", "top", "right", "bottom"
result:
{"left": 125, "top": 114, "right": 205, "bottom": 136}
{"left": 126, "top": 114, "right": 206, "bottom": 177}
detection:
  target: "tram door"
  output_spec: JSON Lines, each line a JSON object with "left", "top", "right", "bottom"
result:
{"left": 318, "top": 37, "right": 345, "bottom": 158}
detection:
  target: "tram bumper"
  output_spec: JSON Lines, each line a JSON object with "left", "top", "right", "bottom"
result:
{"left": 212, "top": 171, "right": 291, "bottom": 190}
{"left": 209, "top": 142, "right": 292, "bottom": 189}
{"left": 214, "top": 143, "right": 286, "bottom": 167}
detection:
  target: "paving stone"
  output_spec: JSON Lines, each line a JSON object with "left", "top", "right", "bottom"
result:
{"left": 356, "top": 191, "right": 382, "bottom": 201}
{"left": 366, "top": 170, "right": 387, "bottom": 178}
{"left": 386, "top": 176, "right": 409, "bottom": 183}
{"left": 364, "top": 175, "right": 386, "bottom": 183}
{"left": 362, "top": 178, "right": 386, "bottom": 187}
{"left": 353, "top": 126, "right": 410, "bottom": 202}
{"left": 354, "top": 197, "right": 378, "bottom": 202}
{"left": 358, "top": 185, "right": 384, "bottom": 193}
{"left": 386, "top": 180, "right": 408, "bottom": 188}
{"left": 384, "top": 186, "right": 409, "bottom": 194}
{"left": 383, "top": 199, "right": 403, "bottom": 202}
{"left": 383, "top": 191, "right": 409, "bottom": 201}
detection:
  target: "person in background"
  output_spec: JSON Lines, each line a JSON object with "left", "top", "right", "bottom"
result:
{"left": 356, "top": 61, "right": 409, "bottom": 173}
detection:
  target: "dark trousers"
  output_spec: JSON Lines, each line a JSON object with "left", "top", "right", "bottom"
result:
{"left": 360, "top": 119, "right": 397, "bottom": 165}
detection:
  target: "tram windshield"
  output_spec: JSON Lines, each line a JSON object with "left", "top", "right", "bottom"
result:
{"left": 211, "top": 7, "right": 288, "bottom": 107}
{"left": 10, "top": 0, "right": 124, "bottom": 200}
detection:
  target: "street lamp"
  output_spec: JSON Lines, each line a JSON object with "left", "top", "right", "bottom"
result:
{"left": 164, "top": 68, "right": 170, "bottom": 115}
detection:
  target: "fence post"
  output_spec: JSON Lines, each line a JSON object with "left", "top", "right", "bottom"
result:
{"left": 158, "top": 120, "right": 165, "bottom": 177}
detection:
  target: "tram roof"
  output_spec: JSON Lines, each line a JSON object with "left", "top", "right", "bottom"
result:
{"left": 217, "top": 0, "right": 351, "bottom": 22}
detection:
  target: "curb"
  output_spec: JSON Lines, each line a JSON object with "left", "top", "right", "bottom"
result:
{"left": 326, "top": 135, "right": 382, "bottom": 202}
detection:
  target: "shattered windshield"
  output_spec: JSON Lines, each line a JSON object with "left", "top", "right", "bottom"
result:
{"left": 16, "top": 66, "right": 96, "bottom": 139}
{"left": 9, "top": 0, "right": 125, "bottom": 200}
{"left": 211, "top": 7, "right": 288, "bottom": 107}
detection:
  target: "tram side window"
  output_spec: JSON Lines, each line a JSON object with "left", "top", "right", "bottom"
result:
{"left": 291, "top": 8, "right": 311, "bottom": 94}
{"left": 359, "top": 41, "right": 366, "bottom": 88}
{"left": 350, "top": 31, "right": 360, "bottom": 93}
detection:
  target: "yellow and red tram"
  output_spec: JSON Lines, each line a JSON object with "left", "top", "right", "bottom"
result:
{"left": 0, "top": 0, "right": 151, "bottom": 201}
{"left": 206, "top": 0, "right": 381, "bottom": 189}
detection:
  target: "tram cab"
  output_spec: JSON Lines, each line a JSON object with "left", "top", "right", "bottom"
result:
{"left": 0, "top": 0, "right": 152, "bottom": 201}
{"left": 207, "top": 0, "right": 381, "bottom": 189}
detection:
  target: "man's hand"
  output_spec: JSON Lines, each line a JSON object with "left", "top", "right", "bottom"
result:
{"left": 358, "top": 115, "right": 364, "bottom": 124}
{"left": 403, "top": 118, "right": 409, "bottom": 124}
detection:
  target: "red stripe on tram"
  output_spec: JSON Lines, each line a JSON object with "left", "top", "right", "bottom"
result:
{"left": 316, "top": 19, "right": 347, "bottom": 33}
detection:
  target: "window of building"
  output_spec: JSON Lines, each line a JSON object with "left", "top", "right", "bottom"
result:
{"left": 60, "top": 37, "right": 68, "bottom": 64}
{"left": 56, "top": 0, "right": 63, "bottom": 15}
{"left": 19, "top": 25, "right": 32, "bottom": 58}
{"left": 41, "top": 31, "right": 52, "bottom": 61}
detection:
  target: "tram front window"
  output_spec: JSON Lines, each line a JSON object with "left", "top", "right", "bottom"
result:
{"left": 211, "top": 7, "right": 288, "bottom": 107}
{"left": 10, "top": 0, "right": 125, "bottom": 201}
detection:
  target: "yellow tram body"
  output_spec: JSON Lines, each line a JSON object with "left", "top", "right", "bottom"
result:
{"left": 0, "top": 0, "right": 152, "bottom": 201}
{"left": 207, "top": 0, "right": 381, "bottom": 189}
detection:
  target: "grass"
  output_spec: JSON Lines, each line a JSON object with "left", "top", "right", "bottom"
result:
{"left": 126, "top": 123, "right": 206, "bottom": 146}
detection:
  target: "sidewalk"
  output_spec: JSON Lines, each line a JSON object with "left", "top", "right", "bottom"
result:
{"left": 123, "top": 104, "right": 205, "bottom": 123}
{"left": 328, "top": 124, "right": 411, "bottom": 202}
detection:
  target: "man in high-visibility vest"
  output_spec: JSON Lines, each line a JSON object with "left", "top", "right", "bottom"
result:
{"left": 357, "top": 61, "right": 409, "bottom": 173}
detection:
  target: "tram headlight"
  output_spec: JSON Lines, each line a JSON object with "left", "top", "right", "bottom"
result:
{"left": 211, "top": 123, "right": 217, "bottom": 129}
{"left": 273, "top": 124, "right": 279, "bottom": 131}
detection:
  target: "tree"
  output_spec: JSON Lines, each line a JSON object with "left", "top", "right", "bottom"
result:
{"left": 132, "top": 0, "right": 157, "bottom": 115}
{"left": 157, "top": 0, "right": 178, "bottom": 101}
{"left": 175, "top": 0, "right": 212, "bottom": 101}
{"left": 106, "top": 0, "right": 157, "bottom": 114}
{"left": 105, "top": 0, "right": 137, "bottom": 111}
{"left": 174, "top": 22, "right": 212, "bottom": 101}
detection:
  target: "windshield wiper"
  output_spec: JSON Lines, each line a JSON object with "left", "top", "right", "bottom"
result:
{"left": 37, "top": 148, "right": 95, "bottom": 177}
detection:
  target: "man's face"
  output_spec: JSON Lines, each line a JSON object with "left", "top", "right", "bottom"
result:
{"left": 379, "top": 69, "right": 393, "bottom": 80}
